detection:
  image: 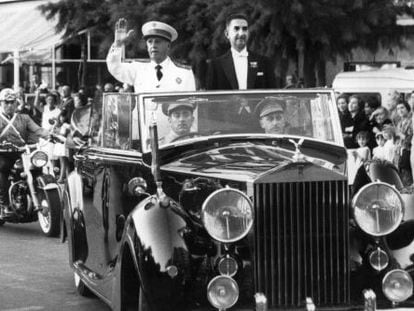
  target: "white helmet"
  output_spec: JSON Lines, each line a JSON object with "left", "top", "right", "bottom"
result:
{"left": 0, "top": 88, "right": 17, "bottom": 101}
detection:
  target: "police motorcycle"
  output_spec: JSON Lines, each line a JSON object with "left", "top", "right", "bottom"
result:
{"left": 0, "top": 137, "right": 62, "bottom": 237}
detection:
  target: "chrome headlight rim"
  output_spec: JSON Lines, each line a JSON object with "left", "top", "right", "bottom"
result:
{"left": 30, "top": 150, "right": 48, "bottom": 168}
{"left": 369, "top": 247, "right": 389, "bottom": 271}
{"left": 352, "top": 181, "right": 404, "bottom": 236}
{"left": 382, "top": 269, "right": 413, "bottom": 303}
{"left": 201, "top": 188, "right": 254, "bottom": 243}
{"left": 217, "top": 255, "right": 239, "bottom": 277}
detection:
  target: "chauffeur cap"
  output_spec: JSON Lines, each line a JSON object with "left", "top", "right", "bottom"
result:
{"left": 162, "top": 99, "right": 195, "bottom": 116}
{"left": 255, "top": 97, "right": 286, "bottom": 118}
{"left": 142, "top": 21, "right": 178, "bottom": 42}
{"left": 0, "top": 88, "right": 17, "bottom": 101}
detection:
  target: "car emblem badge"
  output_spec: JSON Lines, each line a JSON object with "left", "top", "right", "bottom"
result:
{"left": 176, "top": 77, "right": 182, "bottom": 84}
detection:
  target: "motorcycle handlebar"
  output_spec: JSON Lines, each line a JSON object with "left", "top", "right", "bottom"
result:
{"left": 0, "top": 142, "right": 39, "bottom": 153}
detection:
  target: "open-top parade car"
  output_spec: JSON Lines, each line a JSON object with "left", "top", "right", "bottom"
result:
{"left": 63, "top": 89, "right": 414, "bottom": 311}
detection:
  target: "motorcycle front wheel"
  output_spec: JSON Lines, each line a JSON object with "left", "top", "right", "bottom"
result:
{"left": 38, "top": 189, "right": 60, "bottom": 237}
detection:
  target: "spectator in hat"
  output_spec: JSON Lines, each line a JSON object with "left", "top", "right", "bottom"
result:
{"left": 159, "top": 101, "right": 196, "bottom": 144}
{"left": 107, "top": 19, "right": 196, "bottom": 93}
{"left": 255, "top": 97, "right": 289, "bottom": 134}
{"left": 206, "top": 13, "right": 276, "bottom": 90}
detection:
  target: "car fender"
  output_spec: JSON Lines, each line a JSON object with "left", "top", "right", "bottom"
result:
{"left": 65, "top": 170, "right": 88, "bottom": 263}
{"left": 129, "top": 196, "right": 191, "bottom": 309}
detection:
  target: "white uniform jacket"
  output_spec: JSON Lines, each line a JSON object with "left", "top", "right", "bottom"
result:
{"left": 106, "top": 46, "right": 196, "bottom": 92}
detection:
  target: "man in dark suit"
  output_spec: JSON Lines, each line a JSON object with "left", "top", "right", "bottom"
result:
{"left": 206, "top": 13, "right": 276, "bottom": 90}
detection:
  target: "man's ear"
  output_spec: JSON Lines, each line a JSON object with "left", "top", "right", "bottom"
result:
{"left": 224, "top": 28, "right": 229, "bottom": 40}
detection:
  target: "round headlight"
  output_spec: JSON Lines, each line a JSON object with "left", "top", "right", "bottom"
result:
{"left": 352, "top": 182, "right": 404, "bottom": 236}
{"left": 31, "top": 150, "right": 48, "bottom": 167}
{"left": 369, "top": 247, "right": 389, "bottom": 271}
{"left": 383, "top": 269, "right": 413, "bottom": 303}
{"left": 201, "top": 188, "right": 253, "bottom": 243}
{"left": 218, "top": 256, "right": 238, "bottom": 277}
{"left": 207, "top": 275, "right": 239, "bottom": 309}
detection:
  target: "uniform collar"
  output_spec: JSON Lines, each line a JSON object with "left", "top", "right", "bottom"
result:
{"left": 151, "top": 56, "right": 171, "bottom": 68}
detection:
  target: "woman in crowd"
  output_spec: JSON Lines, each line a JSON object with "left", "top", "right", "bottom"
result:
{"left": 395, "top": 101, "right": 413, "bottom": 186}
{"left": 370, "top": 106, "right": 392, "bottom": 136}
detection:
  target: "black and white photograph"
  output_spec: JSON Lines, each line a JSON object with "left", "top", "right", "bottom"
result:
{"left": 2, "top": 0, "right": 414, "bottom": 310}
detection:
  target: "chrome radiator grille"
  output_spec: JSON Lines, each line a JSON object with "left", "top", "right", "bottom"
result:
{"left": 254, "top": 180, "right": 350, "bottom": 307}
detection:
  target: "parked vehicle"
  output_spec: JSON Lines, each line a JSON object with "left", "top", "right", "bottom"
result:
{"left": 332, "top": 68, "right": 414, "bottom": 107}
{"left": 0, "top": 140, "right": 61, "bottom": 237}
{"left": 63, "top": 90, "right": 414, "bottom": 310}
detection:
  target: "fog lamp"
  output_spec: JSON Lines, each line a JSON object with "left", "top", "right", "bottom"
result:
{"left": 352, "top": 182, "right": 404, "bottom": 236}
{"left": 382, "top": 269, "right": 413, "bottom": 303}
{"left": 218, "top": 256, "right": 238, "bottom": 277}
{"left": 31, "top": 150, "right": 48, "bottom": 167}
{"left": 207, "top": 275, "right": 239, "bottom": 310}
{"left": 369, "top": 247, "right": 389, "bottom": 271}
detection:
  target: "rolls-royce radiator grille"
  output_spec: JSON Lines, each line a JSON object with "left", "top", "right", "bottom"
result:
{"left": 254, "top": 180, "right": 350, "bottom": 308}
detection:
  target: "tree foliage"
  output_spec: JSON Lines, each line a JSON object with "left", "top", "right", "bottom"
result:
{"left": 40, "top": 0, "right": 413, "bottom": 87}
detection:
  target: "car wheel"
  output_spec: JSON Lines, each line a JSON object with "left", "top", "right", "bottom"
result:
{"left": 38, "top": 189, "right": 60, "bottom": 237}
{"left": 74, "top": 271, "right": 93, "bottom": 297}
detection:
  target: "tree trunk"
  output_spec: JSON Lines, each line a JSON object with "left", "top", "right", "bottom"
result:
{"left": 316, "top": 59, "right": 326, "bottom": 87}
{"left": 303, "top": 50, "right": 316, "bottom": 88}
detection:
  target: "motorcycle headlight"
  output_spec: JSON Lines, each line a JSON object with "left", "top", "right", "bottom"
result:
{"left": 383, "top": 269, "right": 413, "bottom": 303}
{"left": 201, "top": 188, "right": 253, "bottom": 243}
{"left": 352, "top": 182, "right": 404, "bottom": 236}
{"left": 31, "top": 150, "right": 48, "bottom": 168}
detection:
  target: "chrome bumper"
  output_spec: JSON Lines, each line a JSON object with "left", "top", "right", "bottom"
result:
{"left": 252, "top": 290, "right": 377, "bottom": 311}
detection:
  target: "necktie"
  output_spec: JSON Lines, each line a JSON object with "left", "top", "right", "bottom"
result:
{"left": 155, "top": 65, "right": 163, "bottom": 81}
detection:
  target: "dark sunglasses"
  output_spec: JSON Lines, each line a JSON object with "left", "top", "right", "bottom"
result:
{"left": 3, "top": 100, "right": 15, "bottom": 105}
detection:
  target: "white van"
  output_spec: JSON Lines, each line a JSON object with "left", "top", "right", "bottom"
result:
{"left": 332, "top": 68, "right": 414, "bottom": 109}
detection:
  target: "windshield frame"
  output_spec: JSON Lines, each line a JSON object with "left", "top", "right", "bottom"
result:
{"left": 137, "top": 89, "right": 343, "bottom": 153}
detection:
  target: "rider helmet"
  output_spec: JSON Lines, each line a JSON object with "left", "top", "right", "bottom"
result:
{"left": 0, "top": 88, "right": 17, "bottom": 102}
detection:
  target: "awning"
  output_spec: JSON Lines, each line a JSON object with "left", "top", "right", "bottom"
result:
{"left": 0, "top": 0, "right": 63, "bottom": 53}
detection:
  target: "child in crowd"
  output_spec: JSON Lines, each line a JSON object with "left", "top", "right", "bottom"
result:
{"left": 352, "top": 131, "right": 371, "bottom": 163}
{"left": 373, "top": 132, "right": 387, "bottom": 160}
{"left": 382, "top": 125, "right": 400, "bottom": 166}
{"left": 53, "top": 112, "right": 71, "bottom": 183}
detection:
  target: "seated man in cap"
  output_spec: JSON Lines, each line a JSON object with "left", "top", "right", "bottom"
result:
{"left": 160, "top": 101, "right": 196, "bottom": 144}
{"left": 255, "top": 97, "right": 290, "bottom": 134}
{"left": 0, "top": 88, "right": 50, "bottom": 215}
{"left": 107, "top": 19, "right": 196, "bottom": 93}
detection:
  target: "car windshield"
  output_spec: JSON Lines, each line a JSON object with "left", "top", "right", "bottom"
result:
{"left": 138, "top": 90, "right": 341, "bottom": 153}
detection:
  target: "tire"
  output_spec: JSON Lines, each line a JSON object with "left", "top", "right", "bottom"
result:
{"left": 37, "top": 189, "right": 61, "bottom": 237}
{"left": 74, "top": 271, "right": 93, "bottom": 297}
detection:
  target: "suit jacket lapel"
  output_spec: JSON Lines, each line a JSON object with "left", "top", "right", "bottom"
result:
{"left": 247, "top": 53, "right": 258, "bottom": 89}
{"left": 221, "top": 51, "right": 238, "bottom": 89}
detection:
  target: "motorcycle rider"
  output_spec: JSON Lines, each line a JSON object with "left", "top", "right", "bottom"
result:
{"left": 0, "top": 88, "right": 50, "bottom": 216}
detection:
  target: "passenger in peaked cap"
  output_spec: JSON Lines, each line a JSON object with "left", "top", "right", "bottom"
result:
{"left": 255, "top": 97, "right": 290, "bottom": 134}
{"left": 106, "top": 18, "right": 196, "bottom": 93}
{"left": 159, "top": 99, "right": 196, "bottom": 144}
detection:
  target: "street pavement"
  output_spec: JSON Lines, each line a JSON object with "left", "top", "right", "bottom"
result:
{"left": 0, "top": 221, "right": 110, "bottom": 311}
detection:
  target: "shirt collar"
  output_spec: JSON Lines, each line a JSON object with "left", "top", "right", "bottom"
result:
{"left": 151, "top": 57, "right": 171, "bottom": 68}
{"left": 231, "top": 48, "right": 249, "bottom": 58}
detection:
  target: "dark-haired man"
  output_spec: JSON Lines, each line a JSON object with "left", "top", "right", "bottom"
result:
{"left": 206, "top": 13, "right": 276, "bottom": 90}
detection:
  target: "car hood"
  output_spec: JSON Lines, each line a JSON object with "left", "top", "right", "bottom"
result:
{"left": 161, "top": 142, "right": 346, "bottom": 183}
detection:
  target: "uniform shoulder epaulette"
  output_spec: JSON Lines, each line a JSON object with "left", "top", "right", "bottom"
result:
{"left": 124, "top": 58, "right": 150, "bottom": 64}
{"left": 172, "top": 60, "right": 192, "bottom": 70}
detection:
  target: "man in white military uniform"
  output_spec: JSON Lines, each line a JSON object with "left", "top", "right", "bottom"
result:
{"left": 107, "top": 19, "right": 196, "bottom": 92}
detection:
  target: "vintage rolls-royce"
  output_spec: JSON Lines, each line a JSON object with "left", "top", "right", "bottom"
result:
{"left": 63, "top": 90, "right": 414, "bottom": 311}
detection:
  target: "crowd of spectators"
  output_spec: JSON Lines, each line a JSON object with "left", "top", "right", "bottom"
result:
{"left": 338, "top": 91, "right": 414, "bottom": 187}
{"left": 0, "top": 79, "right": 131, "bottom": 182}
